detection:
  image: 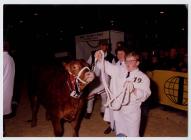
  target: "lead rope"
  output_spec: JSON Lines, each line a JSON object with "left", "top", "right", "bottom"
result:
{"left": 98, "top": 50, "right": 134, "bottom": 110}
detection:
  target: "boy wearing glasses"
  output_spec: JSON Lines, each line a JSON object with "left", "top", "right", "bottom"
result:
{"left": 95, "top": 51, "right": 151, "bottom": 137}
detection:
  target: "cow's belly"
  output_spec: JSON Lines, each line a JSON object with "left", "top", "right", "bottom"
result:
{"left": 43, "top": 97, "right": 85, "bottom": 122}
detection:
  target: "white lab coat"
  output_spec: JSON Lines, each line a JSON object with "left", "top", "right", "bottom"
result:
{"left": 97, "top": 60, "right": 151, "bottom": 137}
{"left": 87, "top": 52, "right": 110, "bottom": 95}
{"left": 86, "top": 53, "right": 110, "bottom": 113}
{"left": 104, "top": 60, "right": 126, "bottom": 129}
{"left": 3, "top": 52, "right": 15, "bottom": 115}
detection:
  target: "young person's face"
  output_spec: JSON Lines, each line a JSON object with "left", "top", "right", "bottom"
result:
{"left": 117, "top": 51, "right": 126, "bottom": 62}
{"left": 126, "top": 56, "right": 139, "bottom": 72}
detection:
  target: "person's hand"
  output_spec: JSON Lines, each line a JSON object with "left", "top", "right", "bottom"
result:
{"left": 94, "top": 50, "right": 103, "bottom": 61}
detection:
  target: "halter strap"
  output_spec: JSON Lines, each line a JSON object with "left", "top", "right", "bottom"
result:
{"left": 76, "top": 66, "right": 90, "bottom": 84}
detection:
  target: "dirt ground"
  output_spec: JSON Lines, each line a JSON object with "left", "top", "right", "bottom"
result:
{"left": 4, "top": 82, "right": 188, "bottom": 137}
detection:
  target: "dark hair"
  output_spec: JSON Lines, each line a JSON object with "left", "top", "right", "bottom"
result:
{"left": 98, "top": 39, "right": 109, "bottom": 46}
{"left": 115, "top": 47, "right": 128, "bottom": 55}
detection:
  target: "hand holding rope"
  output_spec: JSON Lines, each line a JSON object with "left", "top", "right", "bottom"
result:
{"left": 96, "top": 50, "right": 134, "bottom": 110}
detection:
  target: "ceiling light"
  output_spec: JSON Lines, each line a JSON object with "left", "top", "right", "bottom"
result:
{"left": 34, "top": 13, "right": 39, "bottom": 16}
{"left": 19, "top": 20, "right": 23, "bottom": 23}
{"left": 160, "top": 11, "right": 165, "bottom": 14}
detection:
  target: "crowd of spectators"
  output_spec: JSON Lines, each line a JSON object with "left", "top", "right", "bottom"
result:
{"left": 139, "top": 47, "right": 188, "bottom": 73}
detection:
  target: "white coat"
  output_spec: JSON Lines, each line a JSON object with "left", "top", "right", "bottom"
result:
{"left": 97, "top": 60, "right": 151, "bottom": 137}
{"left": 87, "top": 52, "right": 110, "bottom": 95}
{"left": 104, "top": 60, "right": 126, "bottom": 129}
{"left": 3, "top": 52, "right": 15, "bottom": 115}
{"left": 86, "top": 52, "right": 113, "bottom": 113}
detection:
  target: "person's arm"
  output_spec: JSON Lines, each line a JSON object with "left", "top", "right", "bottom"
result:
{"left": 96, "top": 60, "right": 117, "bottom": 76}
{"left": 87, "top": 55, "right": 92, "bottom": 65}
{"left": 94, "top": 50, "right": 118, "bottom": 76}
{"left": 132, "top": 75, "right": 151, "bottom": 102}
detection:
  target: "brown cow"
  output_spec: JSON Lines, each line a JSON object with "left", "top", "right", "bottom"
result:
{"left": 29, "top": 60, "right": 94, "bottom": 136}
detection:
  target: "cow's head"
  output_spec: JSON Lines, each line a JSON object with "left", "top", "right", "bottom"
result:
{"left": 64, "top": 59, "right": 95, "bottom": 95}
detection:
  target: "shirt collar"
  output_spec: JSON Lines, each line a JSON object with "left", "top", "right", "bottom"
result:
{"left": 117, "top": 61, "right": 125, "bottom": 64}
{"left": 128, "top": 68, "right": 139, "bottom": 75}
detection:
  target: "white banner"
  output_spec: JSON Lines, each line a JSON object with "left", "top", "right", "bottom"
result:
{"left": 75, "top": 30, "right": 124, "bottom": 61}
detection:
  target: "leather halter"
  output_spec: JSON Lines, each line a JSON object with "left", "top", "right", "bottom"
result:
{"left": 76, "top": 66, "right": 90, "bottom": 84}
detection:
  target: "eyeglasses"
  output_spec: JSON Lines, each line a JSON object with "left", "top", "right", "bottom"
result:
{"left": 126, "top": 59, "right": 137, "bottom": 63}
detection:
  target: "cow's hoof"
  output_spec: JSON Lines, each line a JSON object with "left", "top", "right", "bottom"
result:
{"left": 72, "top": 134, "right": 79, "bottom": 137}
{"left": 100, "top": 112, "right": 104, "bottom": 118}
{"left": 55, "top": 133, "right": 63, "bottom": 137}
{"left": 104, "top": 126, "right": 112, "bottom": 134}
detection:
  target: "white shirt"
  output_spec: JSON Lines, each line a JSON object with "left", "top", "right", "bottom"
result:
{"left": 3, "top": 51, "right": 15, "bottom": 115}
{"left": 97, "top": 60, "right": 151, "bottom": 136}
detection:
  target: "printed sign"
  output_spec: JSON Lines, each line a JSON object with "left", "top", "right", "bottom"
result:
{"left": 75, "top": 30, "right": 124, "bottom": 61}
{"left": 148, "top": 70, "right": 188, "bottom": 111}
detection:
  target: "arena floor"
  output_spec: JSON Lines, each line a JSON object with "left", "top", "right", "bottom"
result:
{"left": 4, "top": 82, "right": 188, "bottom": 137}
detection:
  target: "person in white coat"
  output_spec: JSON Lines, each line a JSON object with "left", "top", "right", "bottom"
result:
{"left": 3, "top": 41, "right": 15, "bottom": 136}
{"left": 104, "top": 46, "right": 127, "bottom": 134}
{"left": 3, "top": 42, "right": 15, "bottom": 115}
{"left": 85, "top": 39, "right": 115, "bottom": 119}
{"left": 95, "top": 50, "right": 151, "bottom": 137}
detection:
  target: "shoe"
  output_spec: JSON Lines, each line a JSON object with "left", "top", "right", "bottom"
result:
{"left": 100, "top": 112, "right": 104, "bottom": 118}
{"left": 104, "top": 126, "right": 112, "bottom": 134}
{"left": 84, "top": 113, "right": 92, "bottom": 119}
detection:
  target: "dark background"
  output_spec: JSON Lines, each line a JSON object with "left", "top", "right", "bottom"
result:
{"left": 3, "top": 4, "right": 188, "bottom": 112}
{"left": 4, "top": 4, "right": 188, "bottom": 61}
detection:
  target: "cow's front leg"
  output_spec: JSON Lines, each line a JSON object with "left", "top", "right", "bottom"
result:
{"left": 51, "top": 116, "right": 63, "bottom": 137}
{"left": 70, "top": 114, "right": 80, "bottom": 137}
{"left": 70, "top": 102, "right": 85, "bottom": 137}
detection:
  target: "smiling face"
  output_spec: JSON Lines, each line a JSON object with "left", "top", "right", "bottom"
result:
{"left": 117, "top": 50, "right": 126, "bottom": 62}
{"left": 125, "top": 52, "right": 140, "bottom": 72}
